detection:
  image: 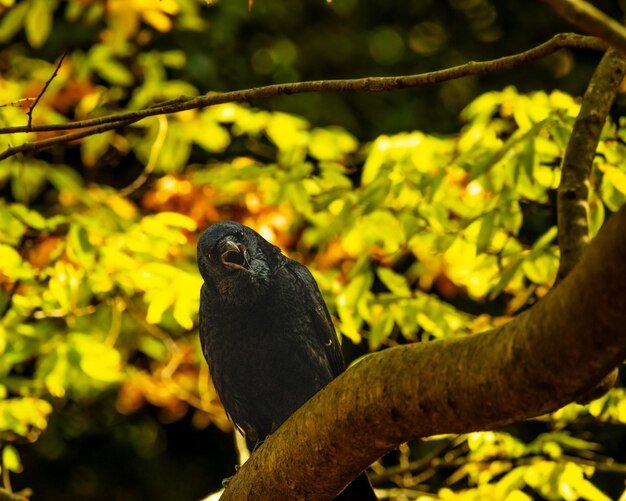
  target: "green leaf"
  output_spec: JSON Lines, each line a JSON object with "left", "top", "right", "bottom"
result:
{"left": 531, "top": 226, "right": 558, "bottom": 252}
{"left": 616, "top": 397, "right": 626, "bottom": 423}
{"left": 495, "top": 466, "right": 527, "bottom": 498}
{"left": 172, "top": 276, "right": 202, "bottom": 330}
{"left": 361, "top": 140, "right": 388, "bottom": 185}
{"left": 468, "top": 150, "right": 497, "bottom": 180}
{"left": 520, "top": 136, "right": 535, "bottom": 180}
{"left": 0, "top": 1, "right": 28, "bottom": 43}
{"left": 24, "top": 0, "right": 55, "bottom": 48}
{"left": 604, "top": 164, "right": 626, "bottom": 195}
{"left": 138, "top": 336, "right": 169, "bottom": 362}
{"left": 0, "top": 206, "right": 26, "bottom": 245}
{"left": 37, "top": 347, "right": 68, "bottom": 398}
{"left": 548, "top": 120, "right": 572, "bottom": 151}
{"left": 90, "top": 46, "right": 134, "bottom": 86}
{"left": 152, "top": 212, "right": 197, "bottom": 231}
{"left": 601, "top": 172, "right": 626, "bottom": 211}
{"left": 0, "top": 398, "right": 52, "bottom": 436}
{"left": 266, "top": 113, "right": 309, "bottom": 152}
{"left": 575, "top": 479, "right": 612, "bottom": 501}
{"left": 146, "top": 288, "right": 175, "bottom": 325}
{"left": 11, "top": 162, "right": 47, "bottom": 202}
{"left": 153, "top": 122, "right": 192, "bottom": 173}
{"left": 308, "top": 127, "right": 357, "bottom": 161}
{"left": 9, "top": 204, "right": 46, "bottom": 230}
{"left": 522, "top": 252, "right": 557, "bottom": 285}
{"left": 67, "top": 224, "right": 95, "bottom": 269}
{"left": 368, "top": 309, "right": 394, "bottom": 350}
{"left": 193, "top": 119, "right": 231, "bottom": 153}
{"left": 46, "top": 165, "right": 84, "bottom": 192}
{"left": 47, "top": 261, "right": 86, "bottom": 314}
{"left": 0, "top": 244, "right": 34, "bottom": 280}
{"left": 489, "top": 257, "right": 523, "bottom": 299}
{"left": 476, "top": 210, "right": 497, "bottom": 254}
{"left": 100, "top": 58, "right": 135, "bottom": 85}
{"left": 587, "top": 194, "right": 605, "bottom": 239}
{"left": 81, "top": 131, "right": 115, "bottom": 168}
{"left": 71, "top": 333, "right": 122, "bottom": 384}
{"left": 377, "top": 268, "right": 411, "bottom": 297}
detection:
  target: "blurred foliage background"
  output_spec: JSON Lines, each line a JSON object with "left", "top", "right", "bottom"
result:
{"left": 1, "top": 0, "right": 626, "bottom": 500}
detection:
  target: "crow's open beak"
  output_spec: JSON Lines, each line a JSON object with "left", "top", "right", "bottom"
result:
{"left": 219, "top": 240, "right": 251, "bottom": 271}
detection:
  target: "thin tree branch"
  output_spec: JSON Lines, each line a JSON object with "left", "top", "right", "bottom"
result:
{"left": 542, "top": 0, "right": 626, "bottom": 54}
{"left": 0, "top": 32, "right": 604, "bottom": 146}
{"left": 556, "top": 48, "right": 626, "bottom": 280}
{"left": 3, "top": 33, "right": 605, "bottom": 135}
{"left": 219, "top": 204, "right": 626, "bottom": 500}
{"left": 0, "top": 99, "right": 36, "bottom": 110}
{"left": 0, "top": 119, "right": 134, "bottom": 162}
{"left": 26, "top": 52, "right": 67, "bottom": 128}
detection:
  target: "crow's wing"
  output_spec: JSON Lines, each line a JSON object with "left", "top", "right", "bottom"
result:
{"left": 285, "top": 259, "right": 345, "bottom": 377}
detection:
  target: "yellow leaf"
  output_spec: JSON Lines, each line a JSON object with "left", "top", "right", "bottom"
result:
{"left": 604, "top": 165, "right": 626, "bottom": 195}
{"left": 72, "top": 333, "right": 122, "bottom": 383}
{"left": 3, "top": 445, "right": 21, "bottom": 472}
{"left": 25, "top": 0, "right": 52, "bottom": 48}
{"left": 142, "top": 9, "right": 173, "bottom": 32}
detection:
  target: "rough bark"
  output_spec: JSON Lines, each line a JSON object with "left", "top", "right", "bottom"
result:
{"left": 557, "top": 48, "right": 626, "bottom": 282}
{"left": 221, "top": 205, "right": 626, "bottom": 500}
{"left": 555, "top": 48, "right": 626, "bottom": 403}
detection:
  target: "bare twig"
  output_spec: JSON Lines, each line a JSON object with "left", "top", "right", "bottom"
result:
{"left": 556, "top": 48, "right": 626, "bottom": 281}
{"left": 0, "top": 98, "right": 36, "bottom": 110}
{"left": 0, "top": 119, "right": 134, "bottom": 161}
{"left": 0, "top": 33, "right": 605, "bottom": 151}
{"left": 3, "top": 33, "right": 606, "bottom": 135}
{"left": 26, "top": 52, "right": 67, "bottom": 128}
{"left": 542, "top": 0, "right": 626, "bottom": 54}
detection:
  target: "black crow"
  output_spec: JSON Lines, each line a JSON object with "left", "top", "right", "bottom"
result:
{"left": 197, "top": 221, "right": 376, "bottom": 500}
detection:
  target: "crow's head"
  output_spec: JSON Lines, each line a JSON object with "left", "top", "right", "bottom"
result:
{"left": 197, "top": 221, "right": 285, "bottom": 299}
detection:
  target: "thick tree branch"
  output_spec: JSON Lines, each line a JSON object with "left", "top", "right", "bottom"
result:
{"left": 0, "top": 34, "right": 605, "bottom": 162}
{"left": 220, "top": 204, "right": 626, "bottom": 500}
{"left": 542, "top": 0, "right": 626, "bottom": 54}
{"left": 555, "top": 47, "right": 626, "bottom": 403}
{"left": 557, "top": 48, "right": 626, "bottom": 280}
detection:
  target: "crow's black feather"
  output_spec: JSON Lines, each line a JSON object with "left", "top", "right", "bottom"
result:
{"left": 198, "top": 221, "right": 376, "bottom": 500}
